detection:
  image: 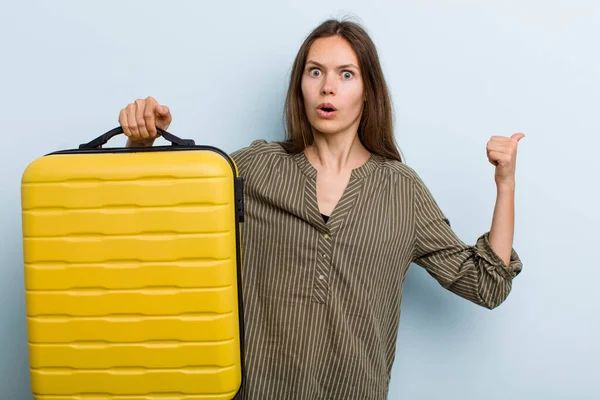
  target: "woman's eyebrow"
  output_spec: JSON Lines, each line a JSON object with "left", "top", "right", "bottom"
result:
{"left": 306, "top": 60, "right": 360, "bottom": 70}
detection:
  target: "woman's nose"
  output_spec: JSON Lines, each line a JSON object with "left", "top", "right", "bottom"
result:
{"left": 321, "top": 75, "right": 336, "bottom": 96}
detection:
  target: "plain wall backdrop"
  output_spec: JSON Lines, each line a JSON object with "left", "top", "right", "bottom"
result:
{"left": 1, "top": 0, "right": 598, "bottom": 399}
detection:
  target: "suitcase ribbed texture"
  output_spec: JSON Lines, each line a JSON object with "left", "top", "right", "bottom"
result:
{"left": 22, "top": 149, "right": 243, "bottom": 399}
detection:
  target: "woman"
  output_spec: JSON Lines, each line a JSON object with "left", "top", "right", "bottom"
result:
{"left": 119, "top": 18, "right": 524, "bottom": 400}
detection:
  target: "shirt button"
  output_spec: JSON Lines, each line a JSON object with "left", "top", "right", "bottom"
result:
{"left": 318, "top": 274, "right": 325, "bottom": 280}
{"left": 323, "top": 233, "right": 330, "bottom": 239}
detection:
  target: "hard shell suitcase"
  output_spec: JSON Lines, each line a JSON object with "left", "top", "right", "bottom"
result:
{"left": 21, "top": 127, "right": 245, "bottom": 399}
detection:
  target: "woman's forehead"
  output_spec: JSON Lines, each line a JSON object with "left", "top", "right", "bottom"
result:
{"left": 306, "top": 36, "right": 359, "bottom": 68}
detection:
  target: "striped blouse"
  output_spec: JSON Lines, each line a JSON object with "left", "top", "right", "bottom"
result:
{"left": 230, "top": 139, "right": 523, "bottom": 400}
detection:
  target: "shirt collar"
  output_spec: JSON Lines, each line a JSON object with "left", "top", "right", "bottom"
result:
{"left": 291, "top": 149, "right": 380, "bottom": 180}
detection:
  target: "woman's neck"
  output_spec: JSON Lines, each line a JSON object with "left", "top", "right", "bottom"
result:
{"left": 304, "top": 130, "right": 371, "bottom": 174}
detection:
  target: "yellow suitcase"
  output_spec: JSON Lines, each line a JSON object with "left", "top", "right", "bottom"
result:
{"left": 21, "top": 127, "right": 245, "bottom": 399}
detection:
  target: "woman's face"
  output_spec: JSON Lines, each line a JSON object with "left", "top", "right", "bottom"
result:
{"left": 301, "top": 35, "right": 365, "bottom": 138}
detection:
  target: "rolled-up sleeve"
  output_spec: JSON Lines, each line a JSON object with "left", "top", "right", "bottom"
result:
{"left": 410, "top": 173, "right": 523, "bottom": 309}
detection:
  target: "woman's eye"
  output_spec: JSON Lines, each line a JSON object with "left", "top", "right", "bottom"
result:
{"left": 310, "top": 69, "right": 321, "bottom": 77}
{"left": 342, "top": 71, "right": 353, "bottom": 79}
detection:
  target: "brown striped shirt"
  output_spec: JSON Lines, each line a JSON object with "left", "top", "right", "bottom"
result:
{"left": 230, "top": 140, "right": 523, "bottom": 400}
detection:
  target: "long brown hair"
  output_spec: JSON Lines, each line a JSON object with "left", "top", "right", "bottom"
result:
{"left": 280, "top": 18, "right": 403, "bottom": 162}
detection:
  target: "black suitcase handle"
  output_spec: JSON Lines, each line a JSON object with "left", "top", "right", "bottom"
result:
{"left": 79, "top": 126, "right": 195, "bottom": 149}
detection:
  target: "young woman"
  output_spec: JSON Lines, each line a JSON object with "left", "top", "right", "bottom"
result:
{"left": 119, "top": 18, "right": 524, "bottom": 400}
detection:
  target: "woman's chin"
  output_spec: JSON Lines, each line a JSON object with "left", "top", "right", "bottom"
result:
{"left": 310, "top": 121, "right": 347, "bottom": 136}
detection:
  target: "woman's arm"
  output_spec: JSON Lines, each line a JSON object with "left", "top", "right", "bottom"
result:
{"left": 411, "top": 175, "right": 523, "bottom": 310}
{"left": 487, "top": 132, "right": 525, "bottom": 267}
{"left": 489, "top": 183, "right": 516, "bottom": 267}
{"left": 410, "top": 133, "right": 525, "bottom": 310}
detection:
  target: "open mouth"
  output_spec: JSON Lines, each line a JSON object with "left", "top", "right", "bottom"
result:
{"left": 317, "top": 103, "right": 337, "bottom": 118}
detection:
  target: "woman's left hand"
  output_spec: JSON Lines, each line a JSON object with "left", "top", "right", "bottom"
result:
{"left": 486, "top": 133, "right": 526, "bottom": 186}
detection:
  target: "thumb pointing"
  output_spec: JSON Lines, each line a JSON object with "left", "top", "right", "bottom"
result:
{"left": 511, "top": 132, "right": 526, "bottom": 142}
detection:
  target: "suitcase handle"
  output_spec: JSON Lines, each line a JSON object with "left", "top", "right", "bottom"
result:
{"left": 79, "top": 126, "right": 196, "bottom": 149}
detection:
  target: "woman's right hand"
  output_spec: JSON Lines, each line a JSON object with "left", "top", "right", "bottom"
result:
{"left": 119, "top": 96, "right": 172, "bottom": 146}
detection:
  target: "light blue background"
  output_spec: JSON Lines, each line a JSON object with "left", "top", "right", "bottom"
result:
{"left": 2, "top": 1, "right": 598, "bottom": 399}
